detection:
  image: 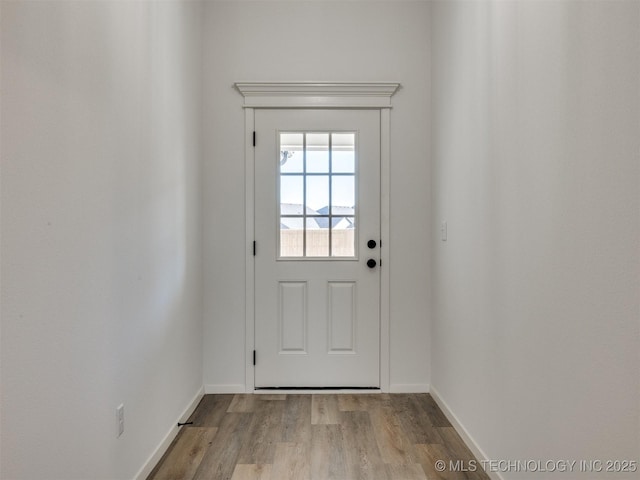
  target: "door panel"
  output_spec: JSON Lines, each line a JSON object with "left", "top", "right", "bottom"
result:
{"left": 327, "top": 281, "right": 356, "bottom": 353}
{"left": 278, "top": 281, "right": 307, "bottom": 353}
{"left": 254, "top": 109, "right": 380, "bottom": 387}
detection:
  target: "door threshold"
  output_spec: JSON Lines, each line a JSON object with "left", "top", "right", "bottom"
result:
{"left": 254, "top": 387, "right": 381, "bottom": 394}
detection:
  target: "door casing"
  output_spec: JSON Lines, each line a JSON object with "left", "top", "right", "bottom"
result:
{"left": 235, "top": 82, "right": 400, "bottom": 392}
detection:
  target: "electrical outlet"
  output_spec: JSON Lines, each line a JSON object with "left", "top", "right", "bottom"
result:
{"left": 441, "top": 221, "right": 448, "bottom": 241}
{"left": 116, "top": 404, "right": 125, "bottom": 438}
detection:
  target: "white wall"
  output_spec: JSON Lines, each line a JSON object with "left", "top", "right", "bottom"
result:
{"left": 1, "top": 2, "right": 203, "bottom": 478}
{"left": 202, "top": 1, "right": 431, "bottom": 392}
{"left": 431, "top": 1, "right": 640, "bottom": 478}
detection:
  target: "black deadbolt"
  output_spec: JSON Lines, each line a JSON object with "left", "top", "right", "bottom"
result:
{"left": 367, "top": 240, "right": 377, "bottom": 249}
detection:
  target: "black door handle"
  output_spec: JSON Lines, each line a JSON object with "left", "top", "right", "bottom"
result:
{"left": 367, "top": 259, "right": 377, "bottom": 269}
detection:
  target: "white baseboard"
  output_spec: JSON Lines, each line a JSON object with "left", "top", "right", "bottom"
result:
{"left": 204, "top": 384, "right": 246, "bottom": 394}
{"left": 133, "top": 386, "right": 204, "bottom": 480}
{"left": 429, "top": 386, "right": 504, "bottom": 480}
{"left": 389, "top": 383, "right": 430, "bottom": 393}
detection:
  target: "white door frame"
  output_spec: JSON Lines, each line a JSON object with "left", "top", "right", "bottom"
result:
{"left": 235, "top": 82, "right": 400, "bottom": 393}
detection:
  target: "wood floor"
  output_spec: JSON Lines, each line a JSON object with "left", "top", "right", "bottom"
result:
{"left": 147, "top": 394, "right": 490, "bottom": 480}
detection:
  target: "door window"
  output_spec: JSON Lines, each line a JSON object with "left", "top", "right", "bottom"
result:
{"left": 278, "top": 132, "right": 357, "bottom": 258}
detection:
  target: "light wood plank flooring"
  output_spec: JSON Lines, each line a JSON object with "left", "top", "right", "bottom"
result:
{"left": 147, "top": 394, "right": 490, "bottom": 480}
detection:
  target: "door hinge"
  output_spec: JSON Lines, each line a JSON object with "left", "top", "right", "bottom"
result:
{"left": 253, "top": 131, "right": 256, "bottom": 147}
{"left": 253, "top": 350, "right": 256, "bottom": 366}
{"left": 253, "top": 241, "right": 256, "bottom": 256}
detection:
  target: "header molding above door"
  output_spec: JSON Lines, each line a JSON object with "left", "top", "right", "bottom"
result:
{"left": 234, "top": 82, "right": 400, "bottom": 109}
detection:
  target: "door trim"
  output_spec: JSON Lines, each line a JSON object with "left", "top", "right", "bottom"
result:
{"left": 235, "top": 82, "right": 399, "bottom": 109}
{"left": 236, "top": 82, "right": 400, "bottom": 393}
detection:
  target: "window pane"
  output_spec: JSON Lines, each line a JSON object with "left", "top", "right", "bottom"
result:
{"left": 331, "top": 216, "right": 355, "bottom": 257}
{"left": 306, "top": 175, "right": 329, "bottom": 214}
{"left": 280, "top": 218, "right": 304, "bottom": 257}
{"left": 280, "top": 150, "right": 303, "bottom": 173}
{"left": 331, "top": 175, "right": 355, "bottom": 214}
{"left": 280, "top": 133, "right": 303, "bottom": 173}
{"left": 306, "top": 217, "right": 328, "bottom": 257}
{"left": 306, "top": 133, "right": 329, "bottom": 173}
{"left": 332, "top": 133, "right": 355, "bottom": 173}
{"left": 280, "top": 176, "right": 303, "bottom": 214}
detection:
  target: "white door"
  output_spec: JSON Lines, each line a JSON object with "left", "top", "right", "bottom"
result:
{"left": 254, "top": 109, "right": 381, "bottom": 388}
